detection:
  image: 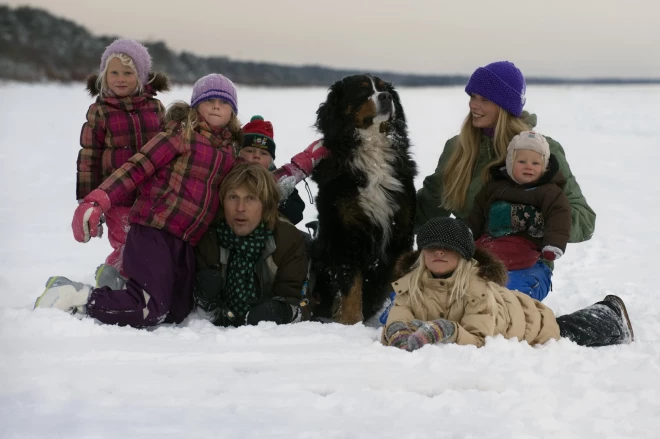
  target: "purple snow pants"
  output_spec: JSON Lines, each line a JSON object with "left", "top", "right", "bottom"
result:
{"left": 87, "top": 224, "right": 196, "bottom": 327}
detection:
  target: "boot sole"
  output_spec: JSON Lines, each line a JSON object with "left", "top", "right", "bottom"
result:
{"left": 34, "top": 276, "right": 60, "bottom": 309}
{"left": 605, "top": 294, "right": 635, "bottom": 342}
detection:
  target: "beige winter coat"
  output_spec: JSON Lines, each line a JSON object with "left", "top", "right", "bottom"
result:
{"left": 383, "top": 249, "right": 560, "bottom": 347}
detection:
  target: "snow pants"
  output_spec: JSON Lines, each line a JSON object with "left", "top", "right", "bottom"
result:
{"left": 507, "top": 261, "right": 553, "bottom": 301}
{"left": 87, "top": 224, "right": 195, "bottom": 327}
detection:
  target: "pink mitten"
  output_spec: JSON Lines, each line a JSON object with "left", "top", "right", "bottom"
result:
{"left": 72, "top": 189, "right": 111, "bottom": 243}
{"left": 291, "top": 139, "right": 328, "bottom": 177}
{"left": 273, "top": 139, "right": 329, "bottom": 184}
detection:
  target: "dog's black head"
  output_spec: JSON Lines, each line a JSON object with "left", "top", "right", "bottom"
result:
{"left": 315, "top": 74, "right": 406, "bottom": 144}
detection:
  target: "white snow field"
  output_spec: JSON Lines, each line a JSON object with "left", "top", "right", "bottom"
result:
{"left": 1, "top": 82, "right": 659, "bottom": 438}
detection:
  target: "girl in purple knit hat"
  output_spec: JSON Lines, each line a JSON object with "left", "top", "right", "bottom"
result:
{"left": 77, "top": 38, "right": 170, "bottom": 283}
{"left": 413, "top": 60, "right": 596, "bottom": 302}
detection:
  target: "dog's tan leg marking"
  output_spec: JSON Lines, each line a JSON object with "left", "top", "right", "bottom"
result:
{"left": 335, "top": 272, "right": 364, "bottom": 325}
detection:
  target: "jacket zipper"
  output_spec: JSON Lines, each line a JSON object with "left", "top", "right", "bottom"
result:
{"left": 130, "top": 112, "right": 142, "bottom": 149}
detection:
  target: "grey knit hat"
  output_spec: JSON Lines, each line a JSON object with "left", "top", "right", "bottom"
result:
{"left": 416, "top": 217, "right": 475, "bottom": 260}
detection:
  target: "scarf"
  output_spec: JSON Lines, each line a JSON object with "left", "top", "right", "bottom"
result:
{"left": 217, "top": 220, "right": 272, "bottom": 318}
{"left": 196, "top": 121, "right": 238, "bottom": 156}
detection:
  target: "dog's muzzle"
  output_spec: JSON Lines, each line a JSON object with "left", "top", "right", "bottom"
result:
{"left": 376, "top": 92, "right": 393, "bottom": 115}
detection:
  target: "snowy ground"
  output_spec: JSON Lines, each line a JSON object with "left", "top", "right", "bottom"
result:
{"left": 1, "top": 82, "right": 659, "bottom": 438}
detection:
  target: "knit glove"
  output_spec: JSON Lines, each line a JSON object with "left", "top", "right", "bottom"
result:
{"left": 385, "top": 321, "right": 414, "bottom": 350}
{"left": 542, "top": 245, "right": 564, "bottom": 261}
{"left": 407, "top": 319, "right": 456, "bottom": 351}
{"left": 273, "top": 139, "right": 328, "bottom": 183}
{"left": 72, "top": 189, "right": 111, "bottom": 243}
{"left": 291, "top": 139, "right": 328, "bottom": 176}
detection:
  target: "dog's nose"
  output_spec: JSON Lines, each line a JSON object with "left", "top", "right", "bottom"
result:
{"left": 378, "top": 92, "right": 392, "bottom": 104}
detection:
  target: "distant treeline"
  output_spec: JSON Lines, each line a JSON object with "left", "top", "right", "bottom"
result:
{"left": 1, "top": 6, "right": 659, "bottom": 87}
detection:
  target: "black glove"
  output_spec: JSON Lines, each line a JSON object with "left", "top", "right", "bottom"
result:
{"left": 211, "top": 306, "right": 236, "bottom": 327}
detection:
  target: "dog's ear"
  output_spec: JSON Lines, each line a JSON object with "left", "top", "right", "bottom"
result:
{"left": 315, "top": 78, "right": 346, "bottom": 136}
{"left": 387, "top": 81, "right": 406, "bottom": 124}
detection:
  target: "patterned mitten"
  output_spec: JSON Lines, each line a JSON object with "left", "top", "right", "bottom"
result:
{"left": 385, "top": 321, "right": 413, "bottom": 350}
{"left": 407, "top": 319, "right": 456, "bottom": 351}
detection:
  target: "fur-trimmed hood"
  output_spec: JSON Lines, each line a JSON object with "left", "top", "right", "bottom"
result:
{"left": 86, "top": 72, "right": 170, "bottom": 97}
{"left": 394, "top": 247, "right": 508, "bottom": 286}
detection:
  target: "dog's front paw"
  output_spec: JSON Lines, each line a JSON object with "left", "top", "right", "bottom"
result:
{"left": 333, "top": 288, "right": 364, "bottom": 325}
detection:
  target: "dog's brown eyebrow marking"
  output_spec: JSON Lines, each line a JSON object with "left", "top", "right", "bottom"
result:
{"left": 360, "top": 81, "right": 369, "bottom": 87}
{"left": 377, "top": 80, "right": 386, "bottom": 89}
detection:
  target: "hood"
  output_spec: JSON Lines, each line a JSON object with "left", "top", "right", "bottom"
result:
{"left": 522, "top": 111, "right": 538, "bottom": 129}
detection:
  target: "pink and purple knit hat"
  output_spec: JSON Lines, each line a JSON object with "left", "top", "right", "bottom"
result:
{"left": 190, "top": 74, "right": 238, "bottom": 114}
{"left": 100, "top": 38, "right": 152, "bottom": 86}
{"left": 465, "top": 61, "right": 527, "bottom": 117}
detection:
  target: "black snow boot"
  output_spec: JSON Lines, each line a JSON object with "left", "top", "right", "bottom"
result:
{"left": 556, "top": 294, "right": 634, "bottom": 347}
{"left": 603, "top": 294, "right": 634, "bottom": 342}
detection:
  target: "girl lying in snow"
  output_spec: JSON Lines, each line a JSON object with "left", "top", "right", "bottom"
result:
{"left": 382, "top": 217, "right": 633, "bottom": 351}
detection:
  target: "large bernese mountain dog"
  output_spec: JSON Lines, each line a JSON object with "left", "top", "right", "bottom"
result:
{"left": 310, "top": 74, "right": 417, "bottom": 324}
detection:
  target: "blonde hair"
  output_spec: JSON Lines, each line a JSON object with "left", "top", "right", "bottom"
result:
{"left": 97, "top": 53, "right": 143, "bottom": 96}
{"left": 218, "top": 162, "right": 281, "bottom": 230}
{"left": 441, "top": 109, "right": 529, "bottom": 211}
{"left": 407, "top": 253, "right": 479, "bottom": 310}
{"left": 165, "top": 101, "right": 242, "bottom": 144}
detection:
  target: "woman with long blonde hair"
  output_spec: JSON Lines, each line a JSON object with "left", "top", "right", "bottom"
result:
{"left": 415, "top": 61, "right": 595, "bottom": 241}
{"left": 413, "top": 61, "right": 596, "bottom": 301}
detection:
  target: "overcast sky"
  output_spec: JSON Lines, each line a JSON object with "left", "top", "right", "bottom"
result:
{"left": 7, "top": 0, "right": 659, "bottom": 78}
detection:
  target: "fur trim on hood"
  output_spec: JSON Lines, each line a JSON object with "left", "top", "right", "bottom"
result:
{"left": 394, "top": 247, "right": 509, "bottom": 286}
{"left": 86, "top": 72, "right": 170, "bottom": 97}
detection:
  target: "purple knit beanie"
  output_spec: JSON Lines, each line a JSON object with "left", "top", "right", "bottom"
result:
{"left": 465, "top": 61, "right": 526, "bottom": 117}
{"left": 190, "top": 74, "right": 238, "bottom": 114}
{"left": 100, "top": 38, "right": 152, "bottom": 86}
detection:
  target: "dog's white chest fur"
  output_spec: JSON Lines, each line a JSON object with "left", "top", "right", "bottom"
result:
{"left": 352, "top": 124, "right": 404, "bottom": 250}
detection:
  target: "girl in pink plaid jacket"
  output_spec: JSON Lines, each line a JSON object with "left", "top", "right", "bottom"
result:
{"left": 77, "top": 38, "right": 169, "bottom": 277}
